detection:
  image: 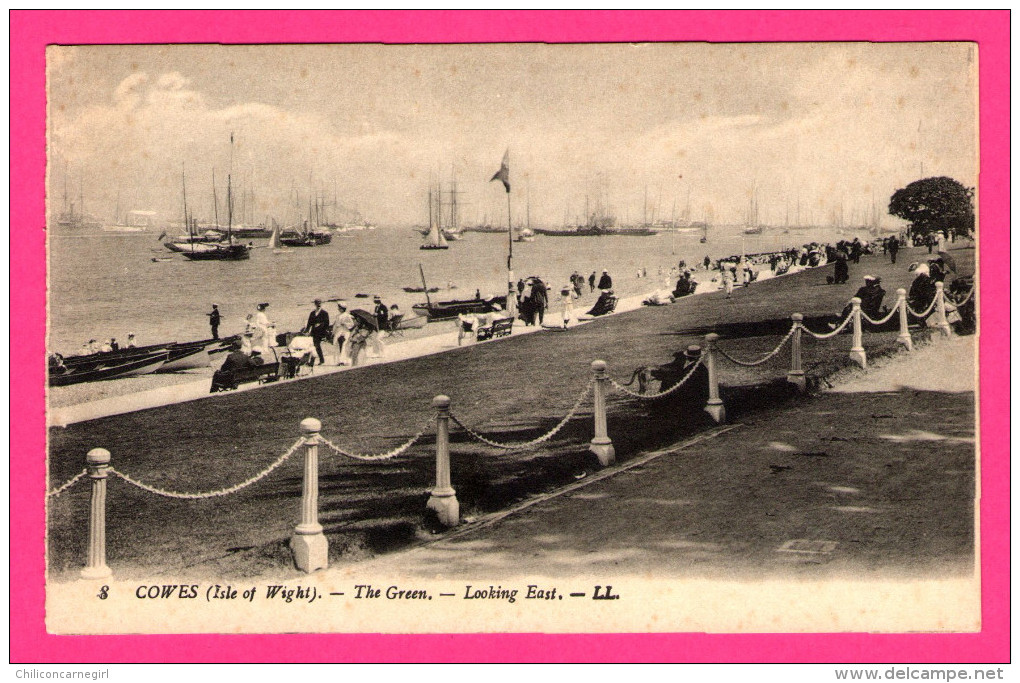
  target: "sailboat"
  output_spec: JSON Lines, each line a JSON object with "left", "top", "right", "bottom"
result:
{"left": 411, "top": 264, "right": 503, "bottom": 320}
{"left": 420, "top": 188, "right": 449, "bottom": 250}
{"left": 743, "top": 181, "right": 764, "bottom": 235}
{"left": 182, "top": 137, "right": 251, "bottom": 261}
{"left": 513, "top": 188, "right": 536, "bottom": 242}
{"left": 55, "top": 170, "right": 102, "bottom": 230}
{"left": 440, "top": 178, "right": 464, "bottom": 241}
{"left": 279, "top": 219, "right": 333, "bottom": 247}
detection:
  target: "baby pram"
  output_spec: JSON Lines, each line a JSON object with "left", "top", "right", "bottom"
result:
{"left": 276, "top": 333, "right": 317, "bottom": 378}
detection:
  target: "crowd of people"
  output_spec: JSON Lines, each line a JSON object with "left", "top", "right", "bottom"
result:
{"left": 201, "top": 227, "right": 971, "bottom": 389}
{"left": 77, "top": 333, "right": 138, "bottom": 356}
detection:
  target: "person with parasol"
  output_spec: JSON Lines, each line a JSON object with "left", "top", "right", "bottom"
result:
{"left": 346, "top": 308, "right": 379, "bottom": 367}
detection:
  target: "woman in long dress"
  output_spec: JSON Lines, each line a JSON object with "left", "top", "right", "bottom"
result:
{"left": 250, "top": 303, "right": 271, "bottom": 353}
{"left": 560, "top": 285, "right": 575, "bottom": 329}
{"left": 334, "top": 303, "right": 355, "bottom": 365}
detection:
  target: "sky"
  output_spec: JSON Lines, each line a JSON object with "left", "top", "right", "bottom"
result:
{"left": 47, "top": 42, "right": 977, "bottom": 228}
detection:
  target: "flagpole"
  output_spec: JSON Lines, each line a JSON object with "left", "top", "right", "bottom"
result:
{"left": 506, "top": 190, "right": 516, "bottom": 318}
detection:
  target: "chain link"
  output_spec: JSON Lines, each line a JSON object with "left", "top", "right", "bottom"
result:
{"left": 610, "top": 354, "right": 705, "bottom": 399}
{"left": 906, "top": 295, "right": 938, "bottom": 319}
{"left": 47, "top": 469, "right": 88, "bottom": 498}
{"left": 801, "top": 313, "right": 853, "bottom": 339}
{"left": 715, "top": 324, "right": 797, "bottom": 367}
{"left": 950, "top": 287, "right": 975, "bottom": 306}
{"left": 109, "top": 437, "right": 305, "bottom": 499}
{"left": 859, "top": 305, "right": 900, "bottom": 326}
{"left": 319, "top": 420, "right": 432, "bottom": 461}
{"left": 449, "top": 380, "right": 593, "bottom": 451}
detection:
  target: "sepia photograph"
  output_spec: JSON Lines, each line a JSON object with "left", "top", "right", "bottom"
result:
{"left": 13, "top": 9, "right": 1008, "bottom": 664}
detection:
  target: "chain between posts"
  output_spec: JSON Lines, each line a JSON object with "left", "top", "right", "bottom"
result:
{"left": 109, "top": 437, "right": 306, "bottom": 499}
{"left": 714, "top": 324, "right": 798, "bottom": 367}
{"left": 609, "top": 354, "right": 705, "bottom": 399}
{"left": 859, "top": 305, "right": 900, "bottom": 325}
{"left": 319, "top": 420, "right": 432, "bottom": 461}
{"left": 449, "top": 380, "right": 593, "bottom": 451}
{"left": 47, "top": 469, "right": 89, "bottom": 498}
{"left": 950, "top": 287, "right": 975, "bottom": 306}
{"left": 906, "top": 295, "right": 938, "bottom": 318}
{"left": 800, "top": 312, "right": 853, "bottom": 339}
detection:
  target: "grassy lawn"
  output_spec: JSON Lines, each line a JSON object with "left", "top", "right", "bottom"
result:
{"left": 47, "top": 245, "right": 974, "bottom": 580}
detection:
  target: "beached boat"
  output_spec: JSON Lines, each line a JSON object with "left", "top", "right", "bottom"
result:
{"left": 411, "top": 264, "right": 504, "bottom": 321}
{"left": 49, "top": 350, "right": 169, "bottom": 387}
{"left": 412, "top": 296, "right": 507, "bottom": 321}
{"left": 56, "top": 338, "right": 228, "bottom": 374}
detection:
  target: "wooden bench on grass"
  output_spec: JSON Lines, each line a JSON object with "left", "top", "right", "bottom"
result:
{"left": 476, "top": 317, "right": 514, "bottom": 341}
{"left": 210, "top": 362, "right": 280, "bottom": 392}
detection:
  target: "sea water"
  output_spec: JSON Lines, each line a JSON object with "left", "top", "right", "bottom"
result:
{"left": 47, "top": 224, "right": 858, "bottom": 353}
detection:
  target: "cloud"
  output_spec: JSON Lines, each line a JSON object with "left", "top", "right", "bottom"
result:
{"left": 48, "top": 44, "right": 977, "bottom": 228}
{"left": 50, "top": 72, "right": 428, "bottom": 224}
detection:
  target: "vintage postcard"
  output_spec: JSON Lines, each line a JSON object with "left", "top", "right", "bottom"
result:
{"left": 14, "top": 10, "right": 1008, "bottom": 663}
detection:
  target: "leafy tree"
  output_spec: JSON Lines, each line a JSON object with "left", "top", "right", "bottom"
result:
{"left": 888, "top": 176, "right": 974, "bottom": 237}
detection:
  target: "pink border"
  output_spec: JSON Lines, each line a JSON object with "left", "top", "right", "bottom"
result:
{"left": 12, "top": 10, "right": 1008, "bottom": 663}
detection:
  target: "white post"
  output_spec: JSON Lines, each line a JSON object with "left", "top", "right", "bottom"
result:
{"left": 787, "top": 313, "right": 806, "bottom": 392}
{"left": 849, "top": 297, "right": 867, "bottom": 368}
{"left": 290, "top": 418, "right": 329, "bottom": 573}
{"left": 934, "top": 281, "right": 952, "bottom": 337}
{"left": 427, "top": 395, "right": 460, "bottom": 526}
{"left": 703, "top": 334, "right": 726, "bottom": 423}
{"left": 896, "top": 288, "right": 913, "bottom": 351}
{"left": 81, "top": 448, "right": 112, "bottom": 580}
{"left": 588, "top": 360, "right": 616, "bottom": 466}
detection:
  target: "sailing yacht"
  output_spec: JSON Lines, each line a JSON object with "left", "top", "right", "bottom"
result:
{"left": 421, "top": 188, "right": 449, "bottom": 250}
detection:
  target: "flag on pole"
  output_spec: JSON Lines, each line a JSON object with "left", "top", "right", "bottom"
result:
{"left": 490, "top": 149, "right": 510, "bottom": 193}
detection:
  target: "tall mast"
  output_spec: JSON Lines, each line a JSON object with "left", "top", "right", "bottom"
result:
{"left": 526, "top": 184, "right": 531, "bottom": 230}
{"left": 183, "top": 163, "right": 193, "bottom": 252}
{"left": 227, "top": 133, "right": 234, "bottom": 244}
{"left": 428, "top": 187, "right": 433, "bottom": 234}
{"left": 670, "top": 198, "right": 677, "bottom": 255}
{"left": 212, "top": 169, "right": 219, "bottom": 229}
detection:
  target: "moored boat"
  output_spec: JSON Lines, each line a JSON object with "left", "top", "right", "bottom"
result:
{"left": 182, "top": 243, "right": 250, "bottom": 260}
{"left": 420, "top": 189, "right": 449, "bottom": 250}
{"left": 279, "top": 226, "right": 333, "bottom": 247}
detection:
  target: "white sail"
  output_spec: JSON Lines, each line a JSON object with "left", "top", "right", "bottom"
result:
{"left": 269, "top": 223, "right": 282, "bottom": 249}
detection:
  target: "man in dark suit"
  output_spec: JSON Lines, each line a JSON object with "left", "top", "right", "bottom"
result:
{"left": 207, "top": 304, "right": 221, "bottom": 340}
{"left": 304, "top": 299, "right": 331, "bottom": 365}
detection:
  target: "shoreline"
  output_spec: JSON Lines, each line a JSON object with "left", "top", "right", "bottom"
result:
{"left": 47, "top": 249, "right": 819, "bottom": 426}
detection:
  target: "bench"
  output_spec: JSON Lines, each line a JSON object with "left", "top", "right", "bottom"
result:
{"left": 210, "top": 362, "right": 280, "bottom": 392}
{"left": 476, "top": 317, "right": 514, "bottom": 341}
